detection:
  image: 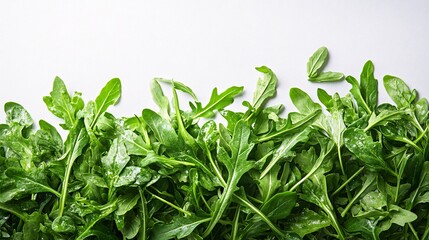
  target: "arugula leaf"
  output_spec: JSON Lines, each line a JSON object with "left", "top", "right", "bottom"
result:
{"left": 307, "top": 46, "right": 329, "bottom": 78}
{"left": 1, "top": 47, "right": 429, "bottom": 239}
{"left": 91, "top": 78, "right": 121, "bottom": 128}
{"left": 344, "top": 128, "right": 396, "bottom": 175}
{"left": 43, "top": 77, "right": 84, "bottom": 129}
{"left": 192, "top": 86, "right": 243, "bottom": 119}
{"left": 203, "top": 120, "right": 255, "bottom": 237}
{"left": 243, "top": 66, "right": 278, "bottom": 122}
{"left": 151, "top": 78, "right": 171, "bottom": 119}
{"left": 152, "top": 215, "right": 210, "bottom": 240}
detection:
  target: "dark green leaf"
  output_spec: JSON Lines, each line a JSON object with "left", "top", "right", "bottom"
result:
{"left": 344, "top": 128, "right": 395, "bottom": 175}
{"left": 360, "top": 60, "right": 378, "bottom": 111}
{"left": 383, "top": 75, "right": 414, "bottom": 109}
{"left": 260, "top": 191, "right": 297, "bottom": 221}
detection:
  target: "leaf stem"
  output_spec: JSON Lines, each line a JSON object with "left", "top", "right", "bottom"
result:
{"left": 0, "top": 203, "right": 28, "bottom": 221}
{"left": 138, "top": 187, "right": 148, "bottom": 240}
{"left": 332, "top": 167, "right": 364, "bottom": 196}
{"left": 146, "top": 189, "right": 191, "bottom": 216}
{"left": 58, "top": 154, "right": 74, "bottom": 217}
{"left": 233, "top": 194, "right": 284, "bottom": 238}
{"left": 407, "top": 222, "right": 419, "bottom": 240}
{"left": 231, "top": 205, "right": 241, "bottom": 240}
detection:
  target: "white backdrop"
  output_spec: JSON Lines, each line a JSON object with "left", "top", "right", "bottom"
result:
{"left": 1, "top": 1, "right": 428, "bottom": 130}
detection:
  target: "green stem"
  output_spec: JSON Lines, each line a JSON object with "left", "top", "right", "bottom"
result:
{"left": 139, "top": 187, "right": 148, "bottom": 240}
{"left": 203, "top": 153, "right": 284, "bottom": 237}
{"left": 0, "top": 203, "right": 28, "bottom": 221}
{"left": 203, "top": 176, "right": 237, "bottom": 237}
{"left": 257, "top": 110, "right": 321, "bottom": 142}
{"left": 231, "top": 205, "right": 241, "bottom": 240}
{"left": 172, "top": 85, "right": 196, "bottom": 148}
{"left": 147, "top": 189, "right": 191, "bottom": 216}
{"left": 422, "top": 212, "right": 429, "bottom": 240}
{"left": 205, "top": 145, "right": 227, "bottom": 186}
{"left": 395, "top": 176, "right": 401, "bottom": 204}
{"left": 333, "top": 167, "right": 365, "bottom": 196}
{"left": 233, "top": 194, "right": 284, "bottom": 238}
{"left": 58, "top": 154, "right": 74, "bottom": 217}
{"left": 407, "top": 223, "right": 419, "bottom": 240}
{"left": 321, "top": 204, "right": 345, "bottom": 240}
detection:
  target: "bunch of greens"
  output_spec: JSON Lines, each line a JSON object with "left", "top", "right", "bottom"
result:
{"left": 0, "top": 47, "right": 428, "bottom": 240}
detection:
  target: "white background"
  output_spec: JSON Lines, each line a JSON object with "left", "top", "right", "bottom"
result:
{"left": 1, "top": 1, "right": 428, "bottom": 130}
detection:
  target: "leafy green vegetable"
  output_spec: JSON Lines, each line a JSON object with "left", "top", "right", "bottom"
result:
{"left": 307, "top": 46, "right": 344, "bottom": 82}
{"left": 1, "top": 47, "right": 428, "bottom": 239}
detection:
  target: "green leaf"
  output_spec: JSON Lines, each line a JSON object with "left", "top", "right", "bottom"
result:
{"left": 156, "top": 78, "right": 198, "bottom": 101}
{"left": 383, "top": 75, "right": 415, "bottom": 109}
{"left": 260, "top": 128, "right": 311, "bottom": 179}
{"left": 415, "top": 98, "right": 429, "bottom": 124}
{"left": 22, "top": 212, "right": 44, "bottom": 240}
{"left": 121, "top": 210, "right": 141, "bottom": 239}
{"left": 344, "top": 217, "right": 381, "bottom": 240}
{"left": 258, "top": 165, "right": 281, "bottom": 202}
{"left": 142, "top": 109, "right": 180, "bottom": 150}
{"left": 4, "top": 167, "right": 60, "bottom": 199}
{"left": 289, "top": 88, "right": 321, "bottom": 115}
{"left": 151, "top": 79, "right": 171, "bottom": 119}
{"left": 43, "top": 77, "right": 83, "bottom": 129}
{"left": 307, "top": 46, "right": 328, "bottom": 78}
{"left": 244, "top": 66, "right": 278, "bottom": 121}
{"left": 152, "top": 215, "right": 210, "bottom": 240}
{"left": 52, "top": 216, "right": 76, "bottom": 233}
{"left": 203, "top": 120, "right": 255, "bottom": 237}
{"left": 346, "top": 75, "right": 371, "bottom": 113}
{"left": 4, "top": 102, "right": 33, "bottom": 128}
{"left": 364, "top": 109, "right": 406, "bottom": 131}
{"left": 58, "top": 124, "right": 89, "bottom": 217}
{"left": 116, "top": 191, "right": 141, "bottom": 216}
{"left": 344, "top": 128, "right": 395, "bottom": 175}
{"left": 389, "top": 204, "right": 417, "bottom": 226}
{"left": 122, "top": 130, "right": 149, "bottom": 156}
{"left": 260, "top": 191, "right": 297, "bottom": 221}
{"left": 193, "top": 86, "right": 243, "bottom": 119}
{"left": 309, "top": 71, "right": 344, "bottom": 82}
{"left": 92, "top": 78, "right": 121, "bottom": 127}
{"left": 114, "top": 166, "right": 152, "bottom": 187}
{"left": 286, "top": 208, "right": 331, "bottom": 238}
{"left": 301, "top": 173, "right": 345, "bottom": 239}
{"left": 360, "top": 60, "right": 378, "bottom": 111}
{"left": 102, "top": 138, "right": 131, "bottom": 184}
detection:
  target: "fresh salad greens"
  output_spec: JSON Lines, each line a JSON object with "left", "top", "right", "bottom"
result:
{"left": 1, "top": 47, "right": 429, "bottom": 240}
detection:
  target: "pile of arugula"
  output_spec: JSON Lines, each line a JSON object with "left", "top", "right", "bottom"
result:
{"left": 1, "top": 47, "right": 428, "bottom": 240}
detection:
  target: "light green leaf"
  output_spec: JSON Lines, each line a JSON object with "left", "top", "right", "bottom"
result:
{"left": 91, "top": 78, "right": 121, "bottom": 128}
{"left": 307, "top": 46, "right": 328, "bottom": 78}
{"left": 290, "top": 88, "right": 321, "bottom": 115}
{"left": 193, "top": 86, "right": 243, "bottom": 119}
{"left": 309, "top": 71, "right": 344, "bottom": 82}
